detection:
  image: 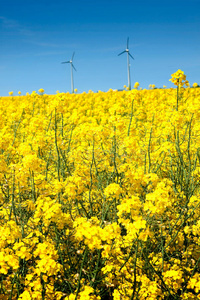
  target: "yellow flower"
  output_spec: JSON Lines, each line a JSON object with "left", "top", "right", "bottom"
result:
{"left": 113, "top": 289, "right": 121, "bottom": 300}
{"left": 169, "top": 69, "right": 188, "bottom": 86}
{"left": 134, "top": 82, "right": 139, "bottom": 89}
{"left": 9, "top": 91, "right": 13, "bottom": 96}
{"left": 18, "top": 290, "right": 32, "bottom": 299}
{"left": 104, "top": 183, "right": 122, "bottom": 199}
{"left": 79, "top": 286, "right": 100, "bottom": 300}
{"left": 38, "top": 88, "right": 44, "bottom": 94}
{"left": 193, "top": 82, "right": 198, "bottom": 88}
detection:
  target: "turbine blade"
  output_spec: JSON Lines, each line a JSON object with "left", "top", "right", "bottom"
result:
{"left": 128, "top": 53, "right": 134, "bottom": 60}
{"left": 127, "top": 37, "right": 129, "bottom": 49}
{"left": 72, "top": 52, "right": 75, "bottom": 60}
{"left": 72, "top": 64, "right": 77, "bottom": 71}
{"left": 61, "top": 61, "right": 70, "bottom": 64}
{"left": 118, "top": 50, "right": 126, "bottom": 56}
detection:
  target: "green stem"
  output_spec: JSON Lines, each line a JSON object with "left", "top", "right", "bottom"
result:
{"left": 176, "top": 85, "right": 179, "bottom": 111}
{"left": 127, "top": 98, "right": 134, "bottom": 136}
{"left": 55, "top": 108, "right": 61, "bottom": 182}
{"left": 75, "top": 247, "right": 88, "bottom": 300}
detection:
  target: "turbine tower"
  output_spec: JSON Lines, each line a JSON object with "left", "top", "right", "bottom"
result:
{"left": 61, "top": 52, "right": 76, "bottom": 93}
{"left": 118, "top": 37, "right": 134, "bottom": 90}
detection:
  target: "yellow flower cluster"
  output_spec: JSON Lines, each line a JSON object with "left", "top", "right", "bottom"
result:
{"left": 149, "top": 84, "right": 156, "bottom": 89}
{"left": 134, "top": 82, "right": 139, "bottom": 89}
{"left": 169, "top": 69, "right": 189, "bottom": 87}
{"left": 0, "top": 72, "right": 200, "bottom": 299}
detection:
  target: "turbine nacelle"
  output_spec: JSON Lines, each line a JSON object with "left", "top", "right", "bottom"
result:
{"left": 61, "top": 52, "right": 77, "bottom": 69}
{"left": 118, "top": 38, "right": 134, "bottom": 59}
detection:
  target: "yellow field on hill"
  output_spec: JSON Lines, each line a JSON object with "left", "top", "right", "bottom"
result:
{"left": 0, "top": 72, "right": 200, "bottom": 299}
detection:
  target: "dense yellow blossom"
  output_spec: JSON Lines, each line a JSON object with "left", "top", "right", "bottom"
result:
{"left": 0, "top": 72, "right": 200, "bottom": 299}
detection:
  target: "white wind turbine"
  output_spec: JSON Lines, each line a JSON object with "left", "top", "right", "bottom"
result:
{"left": 61, "top": 52, "right": 77, "bottom": 93}
{"left": 118, "top": 37, "right": 134, "bottom": 90}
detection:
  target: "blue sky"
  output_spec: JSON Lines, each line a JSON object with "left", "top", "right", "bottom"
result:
{"left": 0, "top": 0, "right": 200, "bottom": 95}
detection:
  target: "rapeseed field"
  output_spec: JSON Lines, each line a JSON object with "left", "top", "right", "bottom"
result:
{"left": 0, "top": 70, "right": 200, "bottom": 299}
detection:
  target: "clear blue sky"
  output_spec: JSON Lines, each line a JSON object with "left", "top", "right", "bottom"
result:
{"left": 0, "top": 0, "right": 200, "bottom": 95}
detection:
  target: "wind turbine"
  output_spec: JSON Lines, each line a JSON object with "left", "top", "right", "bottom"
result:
{"left": 61, "top": 52, "right": 76, "bottom": 93}
{"left": 118, "top": 37, "right": 134, "bottom": 90}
